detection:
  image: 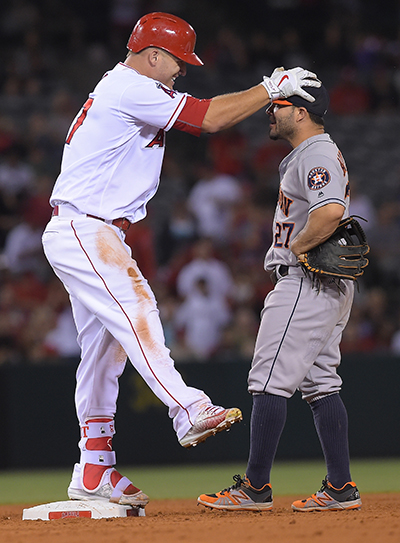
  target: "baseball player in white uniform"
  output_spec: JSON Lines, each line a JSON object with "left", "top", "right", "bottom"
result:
{"left": 198, "top": 82, "right": 362, "bottom": 512}
{"left": 42, "top": 12, "right": 321, "bottom": 508}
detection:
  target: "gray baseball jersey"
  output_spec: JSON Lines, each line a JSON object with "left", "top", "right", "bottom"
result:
{"left": 264, "top": 133, "right": 350, "bottom": 272}
{"left": 248, "top": 133, "right": 353, "bottom": 401}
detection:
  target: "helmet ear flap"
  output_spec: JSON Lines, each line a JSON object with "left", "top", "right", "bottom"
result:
{"left": 127, "top": 12, "right": 203, "bottom": 66}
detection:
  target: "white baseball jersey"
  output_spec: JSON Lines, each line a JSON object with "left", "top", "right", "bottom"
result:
{"left": 50, "top": 62, "right": 210, "bottom": 223}
{"left": 264, "top": 133, "right": 350, "bottom": 272}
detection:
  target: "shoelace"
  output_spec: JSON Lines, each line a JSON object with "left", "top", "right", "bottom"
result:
{"left": 201, "top": 405, "right": 224, "bottom": 416}
{"left": 318, "top": 477, "right": 329, "bottom": 493}
{"left": 221, "top": 474, "right": 245, "bottom": 494}
{"left": 307, "top": 477, "right": 330, "bottom": 500}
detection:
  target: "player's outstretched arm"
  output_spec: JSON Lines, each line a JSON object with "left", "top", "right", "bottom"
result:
{"left": 201, "top": 84, "right": 270, "bottom": 133}
{"left": 201, "top": 67, "right": 321, "bottom": 133}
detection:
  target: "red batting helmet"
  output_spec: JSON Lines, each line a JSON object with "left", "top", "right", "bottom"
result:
{"left": 127, "top": 12, "right": 203, "bottom": 66}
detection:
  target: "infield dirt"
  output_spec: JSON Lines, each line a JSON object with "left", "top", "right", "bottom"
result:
{"left": 1, "top": 494, "right": 399, "bottom": 543}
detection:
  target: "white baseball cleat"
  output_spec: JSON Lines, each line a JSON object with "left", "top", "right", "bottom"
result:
{"left": 179, "top": 405, "right": 243, "bottom": 448}
{"left": 67, "top": 464, "right": 149, "bottom": 507}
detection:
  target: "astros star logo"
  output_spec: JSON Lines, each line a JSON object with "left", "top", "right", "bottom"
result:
{"left": 308, "top": 167, "right": 331, "bottom": 190}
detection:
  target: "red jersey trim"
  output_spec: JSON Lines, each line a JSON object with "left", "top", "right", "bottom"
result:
{"left": 173, "top": 96, "right": 212, "bottom": 136}
{"left": 163, "top": 94, "right": 186, "bottom": 130}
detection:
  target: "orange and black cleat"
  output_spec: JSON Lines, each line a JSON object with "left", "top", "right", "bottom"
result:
{"left": 198, "top": 474, "right": 273, "bottom": 511}
{"left": 292, "top": 477, "right": 362, "bottom": 511}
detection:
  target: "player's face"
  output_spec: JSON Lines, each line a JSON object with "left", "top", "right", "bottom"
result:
{"left": 267, "top": 104, "right": 297, "bottom": 141}
{"left": 156, "top": 49, "right": 187, "bottom": 89}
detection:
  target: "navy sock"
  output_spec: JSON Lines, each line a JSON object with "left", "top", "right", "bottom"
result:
{"left": 309, "top": 393, "right": 352, "bottom": 487}
{"left": 246, "top": 393, "right": 287, "bottom": 488}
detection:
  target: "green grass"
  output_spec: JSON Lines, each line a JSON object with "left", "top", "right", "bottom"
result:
{"left": 0, "top": 459, "right": 399, "bottom": 505}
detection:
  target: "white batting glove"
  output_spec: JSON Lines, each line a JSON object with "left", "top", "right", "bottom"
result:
{"left": 270, "top": 67, "right": 285, "bottom": 77}
{"left": 262, "top": 66, "right": 321, "bottom": 102}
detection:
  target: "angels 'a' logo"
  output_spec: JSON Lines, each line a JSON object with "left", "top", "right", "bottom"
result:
{"left": 146, "top": 129, "right": 165, "bottom": 148}
{"left": 156, "top": 82, "right": 177, "bottom": 98}
{"left": 308, "top": 167, "right": 331, "bottom": 190}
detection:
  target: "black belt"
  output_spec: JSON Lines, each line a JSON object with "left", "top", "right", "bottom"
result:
{"left": 270, "top": 265, "right": 289, "bottom": 285}
{"left": 52, "top": 205, "right": 132, "bottom": 232}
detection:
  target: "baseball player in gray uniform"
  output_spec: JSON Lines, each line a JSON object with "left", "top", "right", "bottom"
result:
{"left": 41, "top": 12, "right": 321, "bottom": 510}
{"left": 198, "top": 81, "right": 362, "bottom": 512}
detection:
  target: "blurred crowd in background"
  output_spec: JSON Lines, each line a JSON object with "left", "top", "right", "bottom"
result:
{"left": 1, "top": 0, "right": 400, "bottom": 365}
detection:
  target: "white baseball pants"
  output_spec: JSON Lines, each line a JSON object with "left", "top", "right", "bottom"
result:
{"left": 42, "top": 211, "right": 210, "bottom": 440}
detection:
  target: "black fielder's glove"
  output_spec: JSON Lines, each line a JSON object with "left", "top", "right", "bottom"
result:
{"left": 298, "top": 216, "right": 370, "bottom": 281}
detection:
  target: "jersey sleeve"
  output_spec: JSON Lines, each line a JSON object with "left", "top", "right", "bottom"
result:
{"left": 298, "top": 148, "right": 349, "bottom": 213}
{"left": 119, "top": 77, "right": 188, "bottom": 130}
{"left": 172, "top": 96, "right": 212, "bottom": 136}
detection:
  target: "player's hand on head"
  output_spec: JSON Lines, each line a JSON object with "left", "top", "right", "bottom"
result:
{"left": 262, "top": 66, "right": 321, "bottom": 103}
{"left": 281, "top": 67, "right": 321, "bottom": 102}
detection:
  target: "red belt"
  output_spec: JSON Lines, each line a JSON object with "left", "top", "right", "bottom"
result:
{"left": 52, "top": 206, "right": 132, "bottom": 232}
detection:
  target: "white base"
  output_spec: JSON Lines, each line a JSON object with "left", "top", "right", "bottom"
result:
{"left": 22, "top": 500, "right": 146, "bottom": 520}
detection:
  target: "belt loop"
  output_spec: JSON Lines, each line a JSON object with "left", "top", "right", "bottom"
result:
{"left": 270, "top": 265, "right": 289, "bottom": 286}
{"left": 113, "top": 218, "right": 131, "bottom": 232}
{"left": 279, "top": 265, "right": 289, "bottom": 277}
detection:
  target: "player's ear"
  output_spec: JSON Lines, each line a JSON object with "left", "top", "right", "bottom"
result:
{"left": 296, "top": 107, "right": 308, "bottom": 122}
{"left": 148, "top": 48, "right": 160, "bottom": 67}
